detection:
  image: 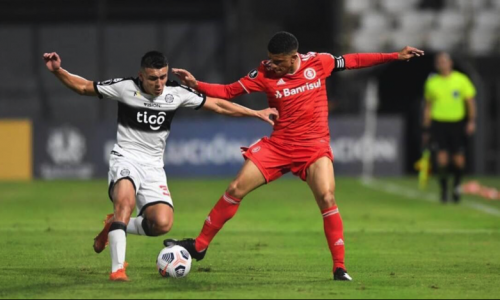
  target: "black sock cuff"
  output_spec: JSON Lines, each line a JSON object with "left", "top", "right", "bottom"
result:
{"left": 141, "top": 218, "right": 154, "bottom": 237}
{"left": 109, "top": 222, "right": 127, "bottom": 232}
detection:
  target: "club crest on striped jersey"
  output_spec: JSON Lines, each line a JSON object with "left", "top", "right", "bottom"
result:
{"left": 304, "top": 68, "right": 316, "bottom": 80}
{"left": 120, "top": 169, "right": 130, "bottom": 177}
{"left": 165, "top": 94, "right": 174, "bottom": 103}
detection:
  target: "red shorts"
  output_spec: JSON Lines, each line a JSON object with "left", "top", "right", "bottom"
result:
{"left": 241, "top": 137, "right": 334, "bottom": 183}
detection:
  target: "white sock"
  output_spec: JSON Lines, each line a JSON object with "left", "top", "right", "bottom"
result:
{"left": 127, "top": 217, "right": 147, "bottom": 236}
{"left": 109, "top": 229, "right": 126, "bottom": 273}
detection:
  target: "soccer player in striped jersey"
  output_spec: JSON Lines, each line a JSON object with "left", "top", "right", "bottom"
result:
{"left": 43, "top": 51, "right": 278, "bottom": 281}
{"left": 165, "top": 32, "right": 424, "bottom": 281}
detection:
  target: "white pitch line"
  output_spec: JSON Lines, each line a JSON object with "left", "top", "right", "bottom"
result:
{"left": 344, "top": 228, "right": 500, "bottom": 234}
{"left": 0, "top": 228, "right": 498, "bottom": 235}
{"left": 362, "top": 179, "right": 500, "bottom": 218}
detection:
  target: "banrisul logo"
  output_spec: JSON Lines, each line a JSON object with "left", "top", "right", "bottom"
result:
{"left": 275, "top": 79, "right": 321, "bottom": 99}
{"left": 137, "top": 111, "right": 167, "bottom": 130}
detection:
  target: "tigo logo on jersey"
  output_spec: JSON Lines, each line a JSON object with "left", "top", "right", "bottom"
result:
{"left": 304, "top": 68, "right": 316, "bottom": 80}
{"left": 275, "top": 79, "right": 321, "bottom": 99}
{"left": 137, "top": 111, "right": 167, "bottom": 131}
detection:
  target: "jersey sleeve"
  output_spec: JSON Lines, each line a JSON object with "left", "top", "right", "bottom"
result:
{"left": 178, "top": 85, "right": 207, "bottom": 110}
{"left": 318, "top": 53, "right": 341, "bottom": 76}
{"left": 237, "top": 68, "right": 266, "bottom": 94}
{"left": 94, "top": 78, "right": 127, "bottom": 100}
{"left": 196, "top": 81, "right": 247, "bottom": 100}
{"left": 462, "top": 75, "right": 477, "bottom": 100}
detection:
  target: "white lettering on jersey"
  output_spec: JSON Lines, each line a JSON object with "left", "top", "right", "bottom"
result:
{"left": 275, "top": 79, "right": 321, "bottom": 99}
{"left": 137, "top": 111, "right": 167, "bottom": 131}
{"left": 95, "top": 79, "right": 205, "bottom": 167}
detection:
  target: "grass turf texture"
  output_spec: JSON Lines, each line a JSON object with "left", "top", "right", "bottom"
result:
{"left": 1, "top": 178, "right": 499, "bottom": 299}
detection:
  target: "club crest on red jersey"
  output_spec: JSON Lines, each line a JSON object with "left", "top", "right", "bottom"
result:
{"left": 304, "top": 68, "right": 317, "bottom": 80}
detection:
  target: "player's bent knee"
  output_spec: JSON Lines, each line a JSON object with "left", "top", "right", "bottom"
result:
{"left": 318, "top": 192, "right": 336, "bottom": 208}
{"left": 226, "top": 181, "right": 244, "bottom": 199}
{"left": 152, "top": 219, "right": 173, "bottom": 236}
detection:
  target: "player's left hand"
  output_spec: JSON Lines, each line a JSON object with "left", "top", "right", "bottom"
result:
{"left": 172, "top": 68, "right": 198, "bottom": 88}
{"left": 398, "top": 46, "right": 425, "bottom": 61}
{"left": 466, "top": 121, "right": 476, "bottom": 136}
{"left": 257, "top": 108, "right": 279, "bottom": 126}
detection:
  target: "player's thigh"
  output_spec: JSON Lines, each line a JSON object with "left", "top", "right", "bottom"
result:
{"left": 227, "top": 159, "right": 267, "bottom": 199}
{"left": 306, "top": 157, "right": 336, "bottom": 208}
{"left": 108, "top": 156, "right": 140, "bottom": 211}
{"left": 111, "top": 179, "right": 137, "bottom": 221}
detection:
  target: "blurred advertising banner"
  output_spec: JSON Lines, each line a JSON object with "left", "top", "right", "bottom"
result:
{"left": 33, "top": 117, "right": 403, "bottom": 179}
{"left": 0, "top": 120, "right": 32, "bottom": 181}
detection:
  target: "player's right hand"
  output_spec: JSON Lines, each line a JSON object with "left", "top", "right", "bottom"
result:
{"left": 43, "top": 52, "right": 61, "bottom": 72}
{"left": 172, "top": 68, "right": 198, "bottom": 88}
{"left": 398, "top": 46, "right": 425, "bottom": 61}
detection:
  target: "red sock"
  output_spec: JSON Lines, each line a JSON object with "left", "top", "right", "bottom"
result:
{"left": 195, "top": 193, "right": 241, "bottom": 252}
{"left": 322, "top": 205, "right": 346, "bottom": 271}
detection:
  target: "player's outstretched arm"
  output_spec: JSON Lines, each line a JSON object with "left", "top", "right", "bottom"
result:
{"left": 341, "top": 46, "right": 425, "bottom": 70}
{"left": 203, "top": 97, "right": 279, "bottom": 126}
{"left": 172, "top": 68, "right": 245, "bottom": 100}
{"left": 43, "top": 52, "right": 97, "bottom": 97}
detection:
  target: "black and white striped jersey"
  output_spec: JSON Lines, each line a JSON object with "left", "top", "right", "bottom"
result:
{"left": 94, "top": 78, "right": 206, "bottom": 167}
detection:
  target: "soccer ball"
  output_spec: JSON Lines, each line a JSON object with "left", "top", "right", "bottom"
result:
{"left": 156, "top": 245, "right": 192, "bottom": 278}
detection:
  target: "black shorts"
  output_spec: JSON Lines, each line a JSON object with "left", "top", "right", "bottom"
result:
{"left": 431, "top": 121, "right": 466, "bottom": 154}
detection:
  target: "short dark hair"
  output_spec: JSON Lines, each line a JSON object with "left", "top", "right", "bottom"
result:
{"left": 267, "top": 31, "right": 299, "bottom": 55}
{"left": 141, "top": 51, "right": 169, "bottom": 69}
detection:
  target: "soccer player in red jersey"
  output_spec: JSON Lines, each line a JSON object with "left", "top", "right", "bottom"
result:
{"left": 165, "top": 32, "right": 424, "bottom": 281}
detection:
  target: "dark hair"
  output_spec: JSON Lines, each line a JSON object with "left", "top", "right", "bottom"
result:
{"left": 267, "top": 31, "right": 299, "bottom": 55}
{"left": 141, "top": 51, "right": 169, "bottom": 69}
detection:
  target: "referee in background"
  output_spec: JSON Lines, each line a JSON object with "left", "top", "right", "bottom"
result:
{"left": 423, "top": 52, "right": 477, "bottom": 203}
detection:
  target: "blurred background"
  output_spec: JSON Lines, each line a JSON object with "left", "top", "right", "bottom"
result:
{"left": 0, "top": 0, "right": 499, "bottom": 181}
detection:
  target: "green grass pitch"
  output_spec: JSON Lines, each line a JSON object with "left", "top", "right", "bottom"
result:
{"left": 1, "top": 178, "right": 500, "bottom": 299}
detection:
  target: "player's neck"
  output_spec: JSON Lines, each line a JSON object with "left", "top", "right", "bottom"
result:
{"left": 289, "top": 55, "right": 301, "bottom": 75}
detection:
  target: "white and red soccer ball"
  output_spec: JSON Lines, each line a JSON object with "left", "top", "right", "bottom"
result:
{"left": 156, "top": 245, "right": 192, "bottom": 278}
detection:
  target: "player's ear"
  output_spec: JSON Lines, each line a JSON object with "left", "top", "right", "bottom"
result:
{"left": 291, "top": 54, "right": 298, "bottom": 63}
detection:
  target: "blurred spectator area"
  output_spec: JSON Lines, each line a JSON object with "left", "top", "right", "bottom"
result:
{"left": 0, "top": 22, "right": 225, "bottom": 122}
{"left": 345, "top": 0, "right": 500, "bottom": 56}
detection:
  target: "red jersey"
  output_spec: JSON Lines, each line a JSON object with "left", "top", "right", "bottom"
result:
{"left": 196, "top": 52, "right": 399, "bottom": 144}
